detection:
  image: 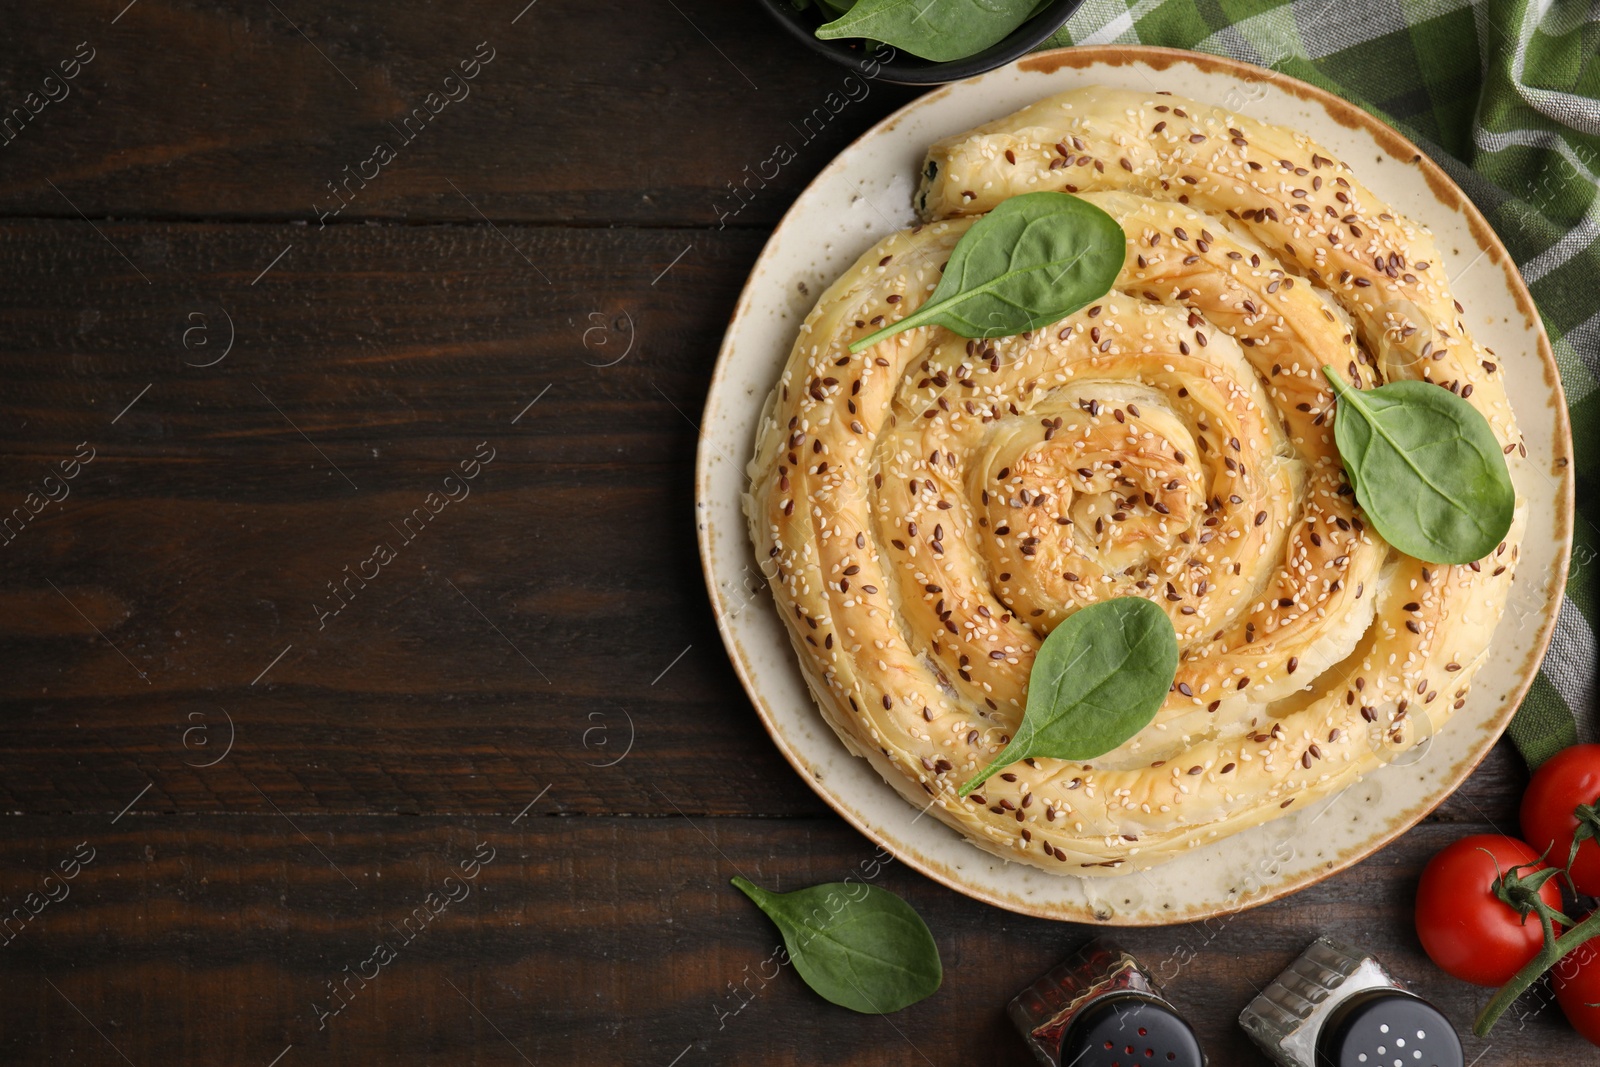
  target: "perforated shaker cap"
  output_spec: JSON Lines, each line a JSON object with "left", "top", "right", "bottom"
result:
{"left": 1314, "top": 990, "right": 1462, "bottom": 1067}
{"left": 1059, "top": 991, "right": 1205, "bottom": 1067}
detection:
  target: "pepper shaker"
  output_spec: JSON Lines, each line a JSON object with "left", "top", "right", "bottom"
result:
{"left": 1239, "top": 936, "right": 1463, "bottom": 1067}
{"left": 1008, "top": 938, "right": 1206, "bottom": 1067}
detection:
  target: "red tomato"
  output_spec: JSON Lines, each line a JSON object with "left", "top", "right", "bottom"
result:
{"left": 1415, "top": 835, "right": 1560, "bottom": 987}
{"left": 1521, "top": 744, "right": 1600, "bottom": 896}
{"left": 1554, "top": 938, "right": 1600, "bottom": 1046}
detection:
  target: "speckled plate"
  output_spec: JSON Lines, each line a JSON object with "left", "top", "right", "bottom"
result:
{"left": 695, "top": 46, "right": 1572, "bottom": 924}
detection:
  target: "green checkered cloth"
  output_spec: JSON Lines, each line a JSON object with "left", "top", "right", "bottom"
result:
{"left": 1044, "top": 0, "right": 1600, "bottom": 768}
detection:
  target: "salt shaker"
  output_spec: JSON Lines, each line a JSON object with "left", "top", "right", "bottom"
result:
{"left": 1239, "top": 936, "right": 1463, "bottom": 1067}
{"left": 1008, "top": 938, "right": 1206, "bottom": 1067}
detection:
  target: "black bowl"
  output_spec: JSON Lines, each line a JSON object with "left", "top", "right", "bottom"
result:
{"left": 755, "top": 0, "right": 1086, "bottom": 85}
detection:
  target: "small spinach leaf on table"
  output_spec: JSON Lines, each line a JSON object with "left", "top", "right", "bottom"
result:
{"left": 730, "top": 876, "right": 941, "bottom": 1013}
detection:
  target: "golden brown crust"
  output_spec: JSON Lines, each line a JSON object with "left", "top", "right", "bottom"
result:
{"left": 744, "top": 86, "right": 1525, "bottom": 874}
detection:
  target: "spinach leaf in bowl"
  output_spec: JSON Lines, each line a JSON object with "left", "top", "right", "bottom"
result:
{"left": 815, "top": 0, "right": 1042, "bottom": 62}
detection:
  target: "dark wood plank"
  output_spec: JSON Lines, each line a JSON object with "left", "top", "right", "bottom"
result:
{"left": 0, "top": 217, "right": 842, "bottom": 817}
{"left": 0, "top": 815, "right": 1583, "bottom": 1066}
{"left": 0, "top": 0, "right": 919, "bottom": 227}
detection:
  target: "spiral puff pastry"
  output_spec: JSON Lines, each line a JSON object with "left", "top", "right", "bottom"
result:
{"left": 744, "top": 86, "right": 1527, "bottom": 874}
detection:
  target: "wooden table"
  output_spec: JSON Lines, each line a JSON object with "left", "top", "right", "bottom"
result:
{"left": 0, "top": 2, "right": 1581, "bottom": 1063}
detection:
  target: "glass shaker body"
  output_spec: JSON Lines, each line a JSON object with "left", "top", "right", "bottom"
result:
{"left": 1239, "top": 936, "right": 1462, "bottom": 1067}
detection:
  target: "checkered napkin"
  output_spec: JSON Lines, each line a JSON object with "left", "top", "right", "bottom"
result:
{"left": 1043, "top": 0, "right": 1600, "bottom": 766}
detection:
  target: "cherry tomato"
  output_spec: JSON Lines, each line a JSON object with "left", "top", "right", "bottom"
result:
{"left": 1521, "top": 744, "right": 1600, "bottom": 896}
{"left": 1554, "top": 938, "right": 1600, "bottom": 1046}
{"left": 1414, "top": 834, "right": 1560, "bottom": 986}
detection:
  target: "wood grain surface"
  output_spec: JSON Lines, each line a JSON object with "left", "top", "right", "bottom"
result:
{"left": 0, "top": 1, "right": 1584, "bottom": 1063}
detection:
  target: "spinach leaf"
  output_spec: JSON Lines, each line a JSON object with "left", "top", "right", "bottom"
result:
{"left": 730, "top": 876, "right": 941, "bottom": 1014}
{"left": 815, "top": 0, "right": 1039, "bottom": 62}
{"left": 958, "top": 597, "right": 1178, "bottom": 797}
{"left": 848, "top": 192, "right": 1124, "bottom": 354}
{"left": 1321, "top": 367, "right": 1515, "bottom": 565}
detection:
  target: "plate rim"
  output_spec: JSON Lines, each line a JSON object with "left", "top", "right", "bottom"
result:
{"left": 695, "top": 44, "right": 1574, "bottom": 924}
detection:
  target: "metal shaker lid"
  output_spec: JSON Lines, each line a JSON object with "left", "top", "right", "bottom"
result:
{"left": 1314, "top": 989, "right": 1463, "bottom": 1067}
{"left": 1060, "top": 991, "right": 1205, "bottom": 1067}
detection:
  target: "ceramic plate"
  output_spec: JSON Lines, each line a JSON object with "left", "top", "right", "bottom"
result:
{"left": 695, "top": 46, "right": 1573, "bottom": 924}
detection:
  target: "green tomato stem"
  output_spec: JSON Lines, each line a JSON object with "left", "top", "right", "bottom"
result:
{"left": 1474, "top": 907, "right": 1600, "bottom": 1035}
{"left": 1568, "top": 801, "right": 1600, "bottom": 889}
